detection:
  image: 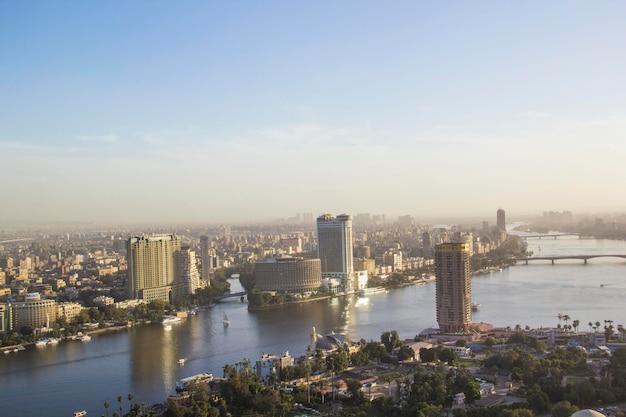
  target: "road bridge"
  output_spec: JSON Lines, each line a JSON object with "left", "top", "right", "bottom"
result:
{"left": 214, "top": 291, "right": 247, "bottom": 302}
{"left": 517, "top": 255, "right": 626, "bottom": 265}
{"left": 520, "top": 233, "right": 580, "bottom": 240}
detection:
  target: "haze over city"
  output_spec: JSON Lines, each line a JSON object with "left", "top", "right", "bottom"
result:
{"left": 1, "top": 1, "right": 626, "bottom": 225}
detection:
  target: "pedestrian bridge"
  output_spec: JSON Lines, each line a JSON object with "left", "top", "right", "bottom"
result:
{"left": 517, "top": 255, "right": 626, "bottom": 264}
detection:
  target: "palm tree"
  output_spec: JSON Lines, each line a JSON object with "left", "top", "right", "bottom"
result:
{"left": 589, "top": 322, "right": 593, "bottom": 332}
{"left": 595, "top": 321, "right": 601, "bottom": 332}
{"left": 127, "top": 393, "right": 133, "bottom": 412}
{"left": 117, "top": 396, "right": 123, "bottom": 416}
{"left": 573, "top": 320, "right": 580, "bottom": 333}
{"left": 104, "top": 401, "right": 109, "bottom": 417}
{"left": 562, "top": 314, "right": 571, "bottom": 330}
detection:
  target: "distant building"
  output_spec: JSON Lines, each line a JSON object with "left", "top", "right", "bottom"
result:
{"left": 200, "top": 236, "right": 211, "bottom": 283}
{"left": 254, "top": 256, "right": 322, "bottom": 293}
{"left": 497, "top": 208, "right": 506, "bottom": 231}
{"left": 317, "top": 213, "right": 354, "bottom": 292}
{"left": 126, "top": 234, "right": 184, "bottom": 303}
{"left": 435, "top": 243, "right": 472, "bottom": 333}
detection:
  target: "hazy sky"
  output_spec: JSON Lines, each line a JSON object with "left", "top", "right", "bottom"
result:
{"left": 1, "top": 1, "right": 625, "bottom": 225}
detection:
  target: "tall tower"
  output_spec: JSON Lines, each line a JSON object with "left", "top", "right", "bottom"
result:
{"left": 435, "top": 242, "right": 472, "bottom": 333}
{"left": 127, "top": 234, "right": 182, "bottom": 302}
{"left": 200, "top": 235, "right": 211, "bottom": 283}
{"left": 316, "top": 213, "right": 354, "bottom": 291}
{"left": 180, "top": 246, "right": 200, "bottom": 296}
{"left": 497, "top": 208, "right": 506, "bottom": 231}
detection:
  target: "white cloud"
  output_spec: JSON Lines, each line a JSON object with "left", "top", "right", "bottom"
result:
{"left": 74, "top": 134, "right": 119, "bottom": 143}
{"left": 521, "top": 110, "right": 552, "bottom": 118}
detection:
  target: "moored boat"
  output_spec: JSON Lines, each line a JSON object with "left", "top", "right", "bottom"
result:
{"left": 73, "top": 410, "right": 87, "bottom": 417}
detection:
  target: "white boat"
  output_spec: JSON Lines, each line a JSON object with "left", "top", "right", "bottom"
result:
{"left": 471, "top": 302, "right": 481, "bottom": 312}
{"left": 162, "top": 315, "right": 182, "bottom": 324}
{"left": 73, "top": 411, "right": 87, "bottom": 417}
{"left": 223, "top": 312, "right": 230, "bottom": 326}
{"left": 164, "top": 324, "right": 172, "bottom": 331}
{"left": 178, "top": 358, "right": 186, "bottom": 365}
{"left": 48, "top": 337, "right": 59, "bottom": 345}
{"left": 175, "top": 373, "right": 213, "bottom": 391}
{"left": 79, "top": 334, "right": 91, "bottom": 342}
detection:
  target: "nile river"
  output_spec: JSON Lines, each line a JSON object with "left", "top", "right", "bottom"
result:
{"left": 2, "top": 236, "right": 626, "bottom": 417}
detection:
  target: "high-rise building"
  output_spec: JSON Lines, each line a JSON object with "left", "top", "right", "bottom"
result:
{"left": 435, "top": 243, "right": 472, "bottom": 333}
{"left": 180, "top": 246, "right": 201, "bottom": 296}
{"left": 254, "top": 256, "right": 322, "bottom": 293}
{"left": 200, "top": 235, "right": 211, "bottom": 283}
{"left": 316, "top": 213, "right": 354, "bottom": 291}
{"left": 497, "top": 208, "right": 506, "bottom": 231}
{"left": 127, "top": 234, "right": 183, "bottom": 303}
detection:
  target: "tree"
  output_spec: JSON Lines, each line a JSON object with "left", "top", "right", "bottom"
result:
{"left": 552, "top": 400, "right": 579, "bottom": 417}
{"left": 117, "top": 395, "right": 123, "bottom": 416}
{"left": 345, "top": 378, "right": 365, "bottom": 404}
{"left": 127, "top": 393, "right": 133, "bottom": 412}
{"left": 104, "top": 401, "right": 109, "bottom": 417}
{"left": 380, "top": 330, "right": 402, "bottom": 353}
{"left": 397, "top": 345, "right": 416, "bottom": 362}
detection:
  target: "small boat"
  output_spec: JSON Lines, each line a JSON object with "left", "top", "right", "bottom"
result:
{"left": 223, "top": 312, "right": 230, "bottom": 326}
{"left": 73, "top": 411, "right": 87, "bottom": 417}
{"left": 471, "top": 302, "right": 481, "bottom": 312}
{"left": 164, "top": 324, "right": 172, "bottom": 331}
{"left": 178, "top": 358, "right": 186, "bottom": 365}
{"left": 79, "top": 334, "right": 91, "bottom": 342}
{"left": 48, "top": 337, "right": 59, "bottom": 345}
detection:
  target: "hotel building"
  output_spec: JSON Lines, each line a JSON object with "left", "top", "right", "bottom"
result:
{"left": 316, "top": 213, "right": 354, "bottom": 292}
{"left": 127, "top": 234, "right": 183, "bottom": 303}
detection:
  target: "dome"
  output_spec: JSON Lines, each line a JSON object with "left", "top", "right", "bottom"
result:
{"left": 571, "top": 410, "right": 606, "bottom": 417}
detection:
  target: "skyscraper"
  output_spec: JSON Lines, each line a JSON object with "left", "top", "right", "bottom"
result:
{"left": 435, "top": 242, "right": 472, "bottom": 333}
{"left": 497, "top": 208, "right": 506, "bottom": 231}
{"left": 200, "top": 235, "right": 211, "bottom": 283}
{"left": 180, "top": 246, "right": 200, "bottom": 296}
{"left": 127, "top": 234, "right": 182, "bottom": 302}
{"left": 316, "top": 213, "right": 354, "bottom": 291}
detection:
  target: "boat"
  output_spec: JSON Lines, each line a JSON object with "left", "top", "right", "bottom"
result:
{"left": 471, "top": 302, "right": 481, "bottom": 312}
{"left": 79, "top": 334, "right": 91, "bottom": 342}
{"left": 178, "top": 358, "right": 186, "bottom": 365}
{"left": 73, "top": 411, "right": 87, "bottom": 417}
{"left": 48, "top": 337, "right": 59, "bottom": 345}
{"left": 16, "top": 345, "right": 25, "bottom": 351}
{"left": 175, "top": 373, "right": 213, "bottom": 392}
{"left": 162, "top": 315, "right": 182, "bottom": 324}
{"left": 35, "top": 338, "right": 48, "bottom": 347}
{"left": 164, "top": 324, "right": 172, "bottom": 331}
{"left": 223, "top": 312, "right": 229, "bottom": 326}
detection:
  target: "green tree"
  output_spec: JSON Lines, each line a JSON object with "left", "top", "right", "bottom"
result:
{"left": 380, "top": 330, "right": 402, "bottom": 353}
{"left": 551, "top": 400, "right": 579, "bottom": 417}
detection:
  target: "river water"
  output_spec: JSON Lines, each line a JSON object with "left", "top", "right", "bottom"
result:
{"left": 2, "top": 236, "right": 626, "bottom": 417}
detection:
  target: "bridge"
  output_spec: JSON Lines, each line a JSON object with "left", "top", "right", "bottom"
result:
{"left": 214, "top": 291, "right": 247, "bottom": 302}
{"left": 520, "top": 233, "right": 580, "bottom": 240}
{"left": 517, "top": 254, "right": 626, "bottom": 265}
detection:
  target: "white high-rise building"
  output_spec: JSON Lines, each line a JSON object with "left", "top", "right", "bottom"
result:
{"left": 180, "top": 246, "right": 200, "bottom": 296}
{"left": 316, "top": 213, "right": 354, "bottom": 292}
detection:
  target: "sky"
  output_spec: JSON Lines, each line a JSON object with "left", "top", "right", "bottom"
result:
{"left": 1, "top": 1, "right": 625, "bottom": 225}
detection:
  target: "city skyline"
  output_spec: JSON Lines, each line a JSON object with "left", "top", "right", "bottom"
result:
{"left": 2, "top": 2, "right": 626, "bottom": 225}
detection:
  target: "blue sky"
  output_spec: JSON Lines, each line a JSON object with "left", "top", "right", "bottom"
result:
{"left": 1, "top": 1, "right": 625, "bottom": 224}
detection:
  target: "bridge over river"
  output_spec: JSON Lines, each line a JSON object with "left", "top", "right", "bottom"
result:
{"left": 517, "top": 254, "right": 626, "bottom": 264}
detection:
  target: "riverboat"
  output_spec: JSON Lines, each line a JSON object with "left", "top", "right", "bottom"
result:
{"left": 223, "top": 312, "right": 229, "bottom": 326}
{"left": 472, "top": 302, "right": 481, "bottom": 312}
{"left": 79, "top": 334, "right": 91, "bottom": 342}
{"left": 162, "top": 315, "right": 182, "bottom": 325}
{"left": 73, "top": 410, "right": 87, "bottom": 417}
{"left": 178, "top": 358, "right": 186, "bottom": 365}
{"left": 358, "top": 287, "right": 388, "bottom": 296}
{"left": 175, "top": 373, "right": 213, "bottom": 392}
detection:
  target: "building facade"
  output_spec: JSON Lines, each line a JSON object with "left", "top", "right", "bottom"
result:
{"left": 180, "top": 246, "right": 201, "bottom": 296}
{"left": 200, "top": 235, "right": 211, "bottom": 282}
{"left": 497, "top": 208, "right": 506, "bottom": 231}
{"left": 435, "top": 243, "right": 472, "bottom": 333}
{"left": 11, "top": 299, "right": 57, "bottom": 331}
{"left": 316, "top": 213, "right": 354, "bottom": 292}
{"left": 126, "top": 234, "right": 183, "bottom": 303}
{"left": 254, "top": 256, "right": 322, "bottom": 293}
